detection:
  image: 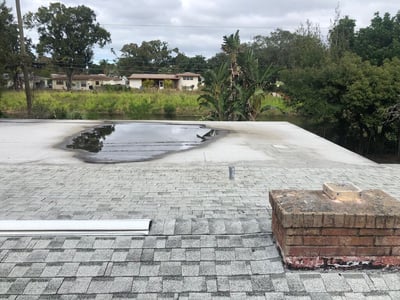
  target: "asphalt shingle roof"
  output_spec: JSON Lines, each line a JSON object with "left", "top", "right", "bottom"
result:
{"left": 1, "top": 163, "right": 400, "bottom": 298}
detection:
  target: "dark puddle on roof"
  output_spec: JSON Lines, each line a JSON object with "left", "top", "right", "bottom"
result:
{"left": 66, "top": 122, "right": 218, "bottom": 163}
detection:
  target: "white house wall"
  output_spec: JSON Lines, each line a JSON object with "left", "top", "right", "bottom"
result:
{"left": 129, "top": 79, "right": 142, "bottom": 89}
{"left": 178, "top": 77, "right": 199, "bottom": 91}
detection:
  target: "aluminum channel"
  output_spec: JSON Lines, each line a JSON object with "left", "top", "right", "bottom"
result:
{"left": 0, "top": 219, "right": 152, "bottom": 236}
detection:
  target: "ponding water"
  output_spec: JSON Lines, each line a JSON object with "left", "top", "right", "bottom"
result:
{"left": 66, "top": 122, "right": 218, "bottom": 163}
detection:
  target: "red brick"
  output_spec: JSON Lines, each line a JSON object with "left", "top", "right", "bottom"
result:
{"left": 395, "top": 216, "right": 400, "bottom": 229}
{"left": 285, "top": 235, "right": 303, "bottom": 246}
{"left": 319, "top": 246, "right": 356, "bottom": 256}
{"left": 312, "top": 214, "right": 323, "bottom": 227}
{"left": 376, "top": 236, "right": 400, "bottom": 246}
{"left": 303, "top": 228, "right": 321, "bottom": 236}
{"left": 292, "top": 213, "right": 304, "bottom": 227}
{"left": 359, "top": 229, "right": 394, "bottom": 236}
{"left": 392, "top": 247, "right": 400, "bottom": 255}
{"left": 354, "top": 215, "right": 367, "bottom": 228}
{"left": 281, "top": 211, "right": 293, "bottom": 228}
{"left": 375, "top": 216, "right": 386, "bottom": 229}
{"left": 385, "top": 216, "right": 396, "bottom": 228}
{"left": 334, "top": 214, "right": 345, "bottom": 227}
{"left": 344, "top": 214, "right": 355, "bottom": 227}
{"left": 340, "top": 236, "right": 374, "bottom": 246}
{"left": 323, "top": 214, "right": 335, "bottom": 227}
{"left": 321, "top": 228, "right": 358, "bottom": 236}
{"left": 303, "top": 213, "right": 314, "bottom": 227}
{"left": 286, "top": 228, "right": 303, "bottom": 235}
{"left": 395, "top": 229, "right": 400, "bottom": 236}
{"left": 303, "top": 236, "right": 338, "bottom": 246}
{"left": 365, "top": 215, "right": 376, "bottom": 228}
{"left": 286, "top": 246, "right": 320, "bottom": 256}
{"left": 357, "top": 247, "right": 391, "bottom": 256}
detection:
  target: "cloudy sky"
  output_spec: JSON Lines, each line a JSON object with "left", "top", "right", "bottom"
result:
{"left": 7, "top": 0, "right": 400, "bottom": 62}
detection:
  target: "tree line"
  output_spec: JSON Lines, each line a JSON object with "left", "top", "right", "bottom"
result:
{"left": 0, "top": 1, "right": 399, "bottom": 157}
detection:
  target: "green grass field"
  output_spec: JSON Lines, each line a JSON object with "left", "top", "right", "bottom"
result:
{"left": 0, "top": 89, "right": 290, "bottom": 120}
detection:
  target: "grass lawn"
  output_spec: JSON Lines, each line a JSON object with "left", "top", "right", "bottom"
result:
{"left": 0, "top": 89, "right": 290, "bottom": 120}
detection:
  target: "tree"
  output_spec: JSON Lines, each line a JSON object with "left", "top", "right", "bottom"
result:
{"left": 249, "top": 22, "right": 326, "bottom": 70}
{"left": 199, "top": 31, "right": 273, "bottom": 121}
{"left": 198, "top": 62, "right": 232, "bottom": 121}
{"left": 329, "top": 16, "right": 356, "bottom": 60}
{"left": 0, "top": 1, "right": 21, "bottom": 90}
{"left": 222, "top": 30, "right": 242, "bottom": 85}
{"left": 236, "top": 49, "right": 273, "bottom": 120}
{"left": 26, "top": 3, "right": 111, "bottom": 90}
{"left": 281, "top": 53, "right": 400, "bottom": 154}
{"left": 118, "top": 40, "right": 175, "bottom": 75}
{"left": 352, "top": 11, "right": 400, "bottom": 65}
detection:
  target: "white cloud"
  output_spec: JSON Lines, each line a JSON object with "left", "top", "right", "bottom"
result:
{"left": 6, "top": 0, "right": 400, "bottom": 62}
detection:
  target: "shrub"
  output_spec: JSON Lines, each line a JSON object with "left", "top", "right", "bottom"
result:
{"left": 163, "top": 103, "right": 176, "bottom": 119}
{"left": 127, "top": 99, "right": 153, "bottom": 119}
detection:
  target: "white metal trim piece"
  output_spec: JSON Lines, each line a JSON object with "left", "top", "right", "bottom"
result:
{"left": 0, "top": 219, "right": 152, "bottom": 236}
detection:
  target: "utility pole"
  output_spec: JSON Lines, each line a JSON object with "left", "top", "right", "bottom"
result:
{"left": 15, "top": 0, "right": 32, "bottom": 116}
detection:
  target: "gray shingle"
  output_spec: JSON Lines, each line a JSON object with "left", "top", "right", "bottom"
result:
{"left": 140, "top": 249, "right": 154, "bottom": 261}
{"left": 216, "top": 262, "right": 231, "bottom": 276}
{"left": 183, "top": 277, "right": 206, "bottom": 292}
{"left": 139, "top": 262, "right": 160, "bottom": 276}
{"left": 111, "top": 262, "right": 140, "bottom": 276}
{"left": 57, "top": 263, "right": 79, "bottom": 277}
{"left": 58, "top": 277, "right": 91, "bottom": 294}
{"left": 231, "top": 261, "right": 249, "bottom": 275}
{"left": 191, "top": 219, "right": 209, "bottom": 235}
{"left": 182, "top": 237, "right": 201, "bottom": 248}
{"left": 93, "top": 238, "right": 115, "bottom": 249}
{"left": 182, "top": 262, "right": 200, "bottom": 277}
{"left": 76, "top": 262, "right": 106, "bottom": 277}
{"left": 8, "top": 264, "right": 29, "bottom": 277}
{"left": 87, "top": 277, "right": 114, "bottom": 294}
{"left": 43, "top": 278, "right": 63, "bottom": 294}
{"left": 131, "top": 277, "right": 148, "bottom": 293}
{"left": 174, "top": 219, "right": 192, "bottom": 235}
{"left": 217, "top": 277, "right": 230, "bottom": 292}
{"left": 160, "top": 262, "right": 182, "bottom": 276}
{"left": 24, "top": 263, "right": 46, "bottom": 277}
{"left": 208, "top": 219, "right": 226, "bottom": 235}
{"left": 111, "top": 250, "right": 128, "bottom": 262}
{"left": 321, "top": 273, "right": 351, "bottom": 292}
{"left": 343, "top": 274, "right": 371, "bottom": 293}
{"left": 154, "top": 249, "right": 171, "bottom": 262}
{"left": 271, "top": 274, "right": 289, "bottom": 292}
{"left": 162, "top": 277, "right": 183, "bottom": 293}
{"left": 0, "top": 279, "right": 14, "bottom": 294}
{"left": 23, "top": 279, "right": 48, "bottom": 295}
{"left": 165, "top": 236, "right": 182, "bottom": 249}
{"left": 215, "top": 249, "right": 235, "bottom": 261}
{"left": 300, "top": 274, "right": 326, "bottom": 293}
{"left": 185, "top": 249, "right": 200, "bottom": 262}
{"left": 40, "top": 263, "right": 62, "bottom": 278}
{"left": 73, "top": 249, "right": 95, "bottom": 262}
{"left": 199, "top": 262, "right": 216, "bottom": 276}
{"left": 200, "top": 248, "right": 215, "bottom": 261}
{"left": 90, "top": 250, "right": 113, "bottom": 262}
{"left": 0, "top": 263, "right": 14, "bottom": 277}
{"left": 146, "top": 277, "right": 163, "bottom": 293}
{"left": 229, "top": 276, "right": 253, "bottom": 292}
{"left": 109, "top": 277, "right": 132, "bottom": 293}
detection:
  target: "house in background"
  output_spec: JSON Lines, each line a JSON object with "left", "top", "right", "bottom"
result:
{"left": 50, "top": 74, "right": 127, "bottom": 90}
{"left": 128, "top": 72, "right": 201, "bottom": 91}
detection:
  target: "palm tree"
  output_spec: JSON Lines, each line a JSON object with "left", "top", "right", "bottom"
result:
{"left": 198, "top": 62, "right": 232, "bottom": 121}
{"left": 222, "top": 30, "right": 241, "bottom": 82}
{"left": 236, "top": 49, "right": 274, "bottom": 120}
